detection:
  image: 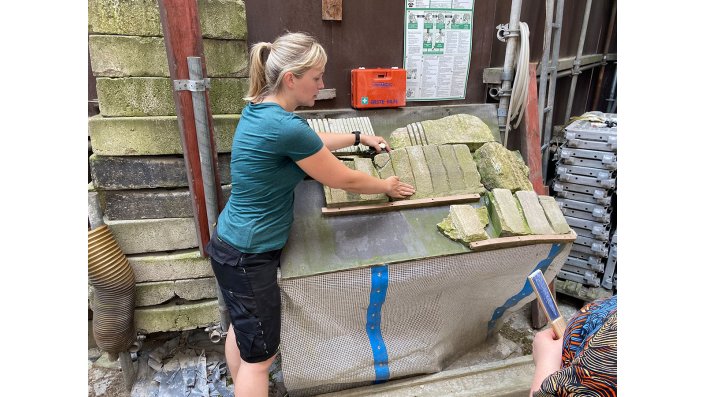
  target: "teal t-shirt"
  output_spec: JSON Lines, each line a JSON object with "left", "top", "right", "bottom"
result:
{"left": 216, "top": 102, "right": 324, "bottom": 253}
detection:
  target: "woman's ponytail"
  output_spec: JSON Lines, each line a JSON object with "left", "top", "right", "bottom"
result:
{"left": 244, "top": 42, "right": 271, "bottom": 102}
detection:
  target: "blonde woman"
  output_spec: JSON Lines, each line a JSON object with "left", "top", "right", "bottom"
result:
{"left": 206, "top": 32, "right": 415, "bottom": 396}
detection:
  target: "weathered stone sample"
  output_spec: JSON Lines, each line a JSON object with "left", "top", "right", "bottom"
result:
{"left": 128, "top": 249, "right": 213, "bottom": 283}
{"left": 453, "top": 144, "right": 486, "bottom": 194}
{"left": 437, "top": 145, "right": 467, "bottom": 193}
{"left": 88, "top": 0, "right": 248, "bottom": 40}
{"left": 487, "top": 189, "right": 530, "bottom": 237}
{"left": 134, "top": 299, "right": 219, "bottom": 334}
{"left": 421, "top": 114, "right": 496, "bottom": 150}
{"left": 406, "top": 146, "right": 433, "bottom": 199}
{"left": 538, "top": 195, "right": 572, "bottom": 234}
{"left": 390, "top": 148, "right": 415, "bottom": 187}
{"left": 101, "top": 185, "right": 232, "bottom": 220}
{"left": 89, "top": 114, "right": 238, "bottom": 156}
{"left": 90, "top": 154, "right": 231, "bottom": 190}
{"left": 422, "top": 145, "right": 450, "bottom": 195}
{"left": 104, "top": 217, "right": 199, "bottom": 254}
{"left": 515, "top": 190, "right": 555, "bottom": 235}
{"left": 89, "top": 35, "right": 248, "bottom": 78}
{"left": 474, "top": 142, "right": 533, "bottom": 192}
{"left": 354, "top": 158, "right": 388, "bottom": 203}
{"left": 437, "top": 204, "right": 489, "bottom": 244}
{"left": 374, "top": 153, "right": 395, "bottom": 179}
{"left": 96, "top": 77, "right": 248, "bottom": 116}
{"left": 388, "top": 114, "right": 495, "bottom": 150}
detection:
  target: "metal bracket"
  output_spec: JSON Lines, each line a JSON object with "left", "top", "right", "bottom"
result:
{"left": 173, "top": 78, "right": 211, "bottom": 92}
{"left": 496, "top": 24, "right": 520, "bottom": 42}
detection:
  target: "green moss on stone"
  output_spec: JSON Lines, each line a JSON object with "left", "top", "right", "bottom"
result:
{"left": 420, "top": 114, "right": 496, "bottom": 151}
{"left": 453, "top": 144, "right": 486, "bottom": 194}
{"left": 473, "top": 142, "right": 533, "bottom": 192}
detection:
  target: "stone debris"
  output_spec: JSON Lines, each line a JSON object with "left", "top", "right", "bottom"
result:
{"left": 487, "top": 189, "right": 531, "bottom": 237}
{"left": 515, "top": 190, "right": 556, "bottom": 235}
{"left": 538, "top": 195, "right": 572, "bottom": 234}
{"left": 473, "top": 142, "right": 533, "bottom": 192}
{"left": 437, "top": 204, "right": 489, "bottom": 244}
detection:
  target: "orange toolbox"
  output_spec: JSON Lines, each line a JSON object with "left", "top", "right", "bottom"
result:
{"left": 351, "top": 67, "right": 406, "bottom": 109}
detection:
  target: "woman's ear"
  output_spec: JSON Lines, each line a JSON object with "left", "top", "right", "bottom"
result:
{"left": 283, "top": 71, "right": 296, "bottom": 89}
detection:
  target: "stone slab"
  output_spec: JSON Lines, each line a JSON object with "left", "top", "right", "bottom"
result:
{"left": 389, "top": 149, "right": 415, "bottom": 188}
{"left": 422, "top": 145, "right": 450, "bottom": 195}
{"left": 474, "top": 142, "right": 533, "bottom": 192}
{"left": 538, "top": 195, "right": 572, "bottom": 234}
{"left": 134, "top": 299, "right": 219, "bottom": 334}
{"left": 136, "top": 281, "right": 175, "bottom": 307}
{"left": 515, "top": 191, "right": 555, "bottom": 235}
{"left": 88, "top": 0, "right": 247, "bottom": 39}
{"left": 104, "top": 217, "right": 198, "bottom": 254}
{"left": 102, "top": 185, "right": 232, "bottom": 220}
{"left": 89, "top": 35, "right": 248, "bottom": 78}
{"left": 437, "top": 145, "right": 467, "bottom": 193}
{"left": 453, "top": 144, "right": 486, "bottom": 194}
{"left": 353, "top": 157, "right": 388, "bottom": 203}
{"left": 487, "top": 189, "right": 530, "bottom": 237}
{"left": 89, "top": 114, "right": 239, "bottom": 156}
{"left": 174, "top": 278, "right": 217, "bottom": 301}
{"left": 388, "top": 127, "right": 411, "bottom": 150}
{"left": 324, "top": 161, "right": 363, "bottom": 207}
{"left": 374, "top": 153, "right": 394, "bottom": 180}
{"left": 437, "top": 204, "right": 489, "bottom": 244}
{"left": 420, "top": 114, "right": 496, "bottom": 151}
{"left": 90, "top": 153, "right": 231, "bottom": 190}
{"left": 96, "top": 77, "right": 248, "bottom": 116}
{"left": 128, "top": 249, "right": 214, "bottom": 283}
{"left": 405, "top": 146, "right": 433, "bottom": 199}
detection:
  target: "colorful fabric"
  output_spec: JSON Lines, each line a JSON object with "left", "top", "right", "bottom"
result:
{"left": 534, "top": 295, "right": 617, "bottom": 396}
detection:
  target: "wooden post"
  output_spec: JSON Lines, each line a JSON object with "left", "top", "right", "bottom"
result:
{"left": 156, "top": 0, "right": 223, "bottom": 256}
{"left": 518, "top": 63, "right": 548, "bottom": 195}
{"left": 323, "top": 0, "right": 343, "bottom": 20}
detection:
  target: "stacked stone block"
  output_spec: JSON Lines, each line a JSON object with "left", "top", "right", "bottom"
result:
{"left": 88, "top": 0, "right": 249, "bottom": 334}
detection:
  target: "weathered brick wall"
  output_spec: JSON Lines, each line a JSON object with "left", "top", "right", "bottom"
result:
{"left": 88, "top": 0, "right": 248, "bottom": 334}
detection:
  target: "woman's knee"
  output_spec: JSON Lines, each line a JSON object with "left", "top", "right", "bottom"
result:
{"left": 241, "top": 355, "right": 276, "bottom": 373}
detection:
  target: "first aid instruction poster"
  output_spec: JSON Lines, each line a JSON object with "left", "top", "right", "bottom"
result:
{"left": 404, "top": 0, "right": 474, "bottom": 101}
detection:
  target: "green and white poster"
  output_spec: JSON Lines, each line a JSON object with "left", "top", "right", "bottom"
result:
{"left": 404, "top": 0, "right": 474, "bottom": 101}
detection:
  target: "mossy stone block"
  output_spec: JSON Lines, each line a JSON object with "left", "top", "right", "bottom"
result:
{"left": 134, "top": 299, "right": 219, "bottom": 333}
{"left": 438, "top": 145, "right": 467, "bottom": 193}
{"left": 422, "top": 145, "right": 450, "bottom": 195}
{"left": 374, "top": 153, "right": 394, "bottom": 179}
{"left": 420, "top": 114, "right": 496, "bottom": 151}
{"left": 405, "top": 146, "right": 433, "bottom": 199}
{"left": 128, "top": 249, "right": 213, "bottom": 283}
{"left": 354, "top": 157, "right": 388, "bottom": 203}
{"left": 174, "top": 278, "right": 217, "bottom": 301}
{"left": 474, "top": 142, "right": 533, "bottom": 192}
{"left": 136, "top": 281, "right": 176, "bottom": 307}
{"left": 487, "top": 189, "right": 530, "bottom": 237}
{"left": 515, "top": 190, "right": 555, "bottom": 235}
{"left": 539, "top": 195, "right": 572, "bottom": 234}
{"left": 389, "top": 127, "right": 412, "bottom": 149}
{"left": 453, "top": 144, "right": 486, "bottom": 194}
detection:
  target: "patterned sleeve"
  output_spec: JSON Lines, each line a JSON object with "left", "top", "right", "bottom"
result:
{"left": 533, "top": 297, "right": 617, "bottom": 397}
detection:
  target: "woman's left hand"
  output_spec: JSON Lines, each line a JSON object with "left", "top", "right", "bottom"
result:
{"left": 360, "top": 135, "right": 391, "bottom": 153}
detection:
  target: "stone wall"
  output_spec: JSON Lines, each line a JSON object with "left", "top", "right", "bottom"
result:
{"left": 88, "top": 0, "right": 248, "bottom": 334}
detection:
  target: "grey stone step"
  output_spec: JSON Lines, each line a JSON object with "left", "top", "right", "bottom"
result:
{"left": 104, "top": 217, "right": 198, "bottom": 254}
{"left": 135, "top": 278, "right": 217, "bottom": 307}
{"left": 89, "top": 35, "right": 248, "bottom": 78}
{"left": 317, "top": 355, "right": 533, "bottom": 397}
{"left": 89, "top": 153, "right": 231, "bottom": 190}
{"left": 88, "top": 0, "right": 247, "bottom": 39}
{"left": 128, "top": 249, "right": 214, "bottom": 283}
{"left": 102, "top": 185, "right": 232, "bottom": 220}
{"left": 95, "top": 77, "right": 248, "bottom": 116}
{"left": 89, "top": 114, "right": 238, "bottom": 156}
{"left": 134, "top": 299, "right": 219, "bottom": 334}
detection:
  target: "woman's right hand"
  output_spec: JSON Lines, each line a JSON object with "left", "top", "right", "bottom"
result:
{"left": 384, "top": 176, "right": 415, "bottom": 199}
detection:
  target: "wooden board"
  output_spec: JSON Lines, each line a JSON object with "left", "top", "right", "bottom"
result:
{"left": 470, "top": 230, "right": 577, "bottom": 251}
{"left": 321, "top": 194, "right": 481, "bottom": 216}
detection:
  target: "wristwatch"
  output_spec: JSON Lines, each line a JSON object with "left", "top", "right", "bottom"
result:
{"left": 352, "top": 130, "right": 361, "bottom": 146}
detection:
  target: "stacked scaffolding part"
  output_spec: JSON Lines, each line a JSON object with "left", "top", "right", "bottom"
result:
{"left": 553, "top": 112, "right": 617, "bottom": 290}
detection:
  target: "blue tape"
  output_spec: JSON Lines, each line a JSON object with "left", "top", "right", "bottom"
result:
{"left": 366, "top": 265, "right": 390, "bottom": 384}
{"left": 488, "top": 243, "right": 563, "bottom": 331}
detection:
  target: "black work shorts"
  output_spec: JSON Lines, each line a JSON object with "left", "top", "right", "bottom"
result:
{"left": 206, "top": 234, "right": 282, "bottom": 363}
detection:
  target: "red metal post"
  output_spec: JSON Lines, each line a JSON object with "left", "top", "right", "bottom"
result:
{"left": 518, "top": 63, "right": 548, "bottom": 195}
{"left": 156, "top": 0, "right": 223, "bottom": 256}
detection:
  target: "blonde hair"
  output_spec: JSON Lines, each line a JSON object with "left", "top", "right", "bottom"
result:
{"left": 245, "top": 32, "right": 328, "bottom": 102}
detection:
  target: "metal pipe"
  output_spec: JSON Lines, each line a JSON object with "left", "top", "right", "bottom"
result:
{"left": 606, "top": 66, "right": 617, "bottom": 113}
{"left": 564, "top": 0, "right": 592, "bottom": 124}
{"left": 187, "top": 56, "right": 231, "bottom": 336}
{"left": 497, "top": 0, "right": 523, "bottom": 144}
{"left": 542, "top": 0, "right": 564, "bottom": 183}
{"left": 537, "top": 0, "right": 555, "bottom": 136}
{"left": 591, "top": 0, "right": 617, "bottom": 110}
